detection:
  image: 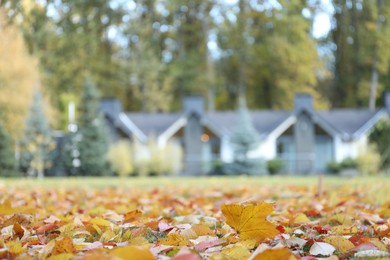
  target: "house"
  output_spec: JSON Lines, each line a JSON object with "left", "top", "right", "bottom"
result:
{"left": 100, "top": 93, "right": 390, "bottom": 175}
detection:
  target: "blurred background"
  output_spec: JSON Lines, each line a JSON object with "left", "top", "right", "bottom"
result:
{"left": 0, "top": 0, "right": 389, "bottom": 177}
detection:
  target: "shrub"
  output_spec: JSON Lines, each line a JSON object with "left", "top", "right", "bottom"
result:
{"left": 356, "top": 144, "right": 381, "bottom": 175}
{"left": 326, "top": 161, "right": 341, "bottom": 174}
{"left": 133, "top": 139, "right": 183, "bottom": 176}
{"left": 107, "top": 140, "right": 134, "bottom": 177}
{"left": 326, "top": 158, "right": 357, "bottom": 174}
{"left": 267, "top": 159, "right": 284, "bottom": 175}
{"left": 369, "top": 118, "right": 390, "bottom": 170}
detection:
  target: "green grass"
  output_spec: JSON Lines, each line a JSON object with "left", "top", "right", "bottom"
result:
{"left": 1, "top": 175, "right": 389, "bottom": 189}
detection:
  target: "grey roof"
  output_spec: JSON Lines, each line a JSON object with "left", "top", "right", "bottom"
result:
{"left": 316, "top": 109, "right": 383, "bottom": 136}
{"left": 205, "top": 111, "right": 292, "bottom": 135}
{"left": 126, "top": 112, "right": 182, "bottom": 136}
{"left": 120, "top": 109, "right": 384, "bottom": 140}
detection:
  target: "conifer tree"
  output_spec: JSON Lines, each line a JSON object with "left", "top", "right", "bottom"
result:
{"left": 19, "top": 89, "right": 53, "bottom": 178}
{"left": 0, "top": 121, "right": 18, "bottom": 177}
{"left": 77, "top": 78, "right": 110, "bottom": 176}
{"left": 229, "top": 98, "right": 266, "bottom": 175}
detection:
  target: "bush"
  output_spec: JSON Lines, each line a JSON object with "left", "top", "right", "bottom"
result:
{"left": 267, "top": 159, "right": 284, "bottom": 175}
{"left": 326, "top": 158, "right": 357, "bottom": 174}
{"left": 340, "top": 158, "right": 357, "bottom": 168}
{"left": 369, "top": 118, "right": 390, "bottom": 170}
{"left": 326, "top": 161, "right": 341, "bottom": 174}
{"left": 107, "top": 140, "right": 134, "bottom": 177}
{"left": 133, "top": 139, "right": 183, "bottom": 176}
{"left": 356, "top": 144, "right": 381, "bottom": 175}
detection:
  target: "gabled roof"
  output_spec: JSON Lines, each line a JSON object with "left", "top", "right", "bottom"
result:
{"left": 110, "top": 108, "right": 385, "bottom": 142}
{"left": 316, "top": 109, "right": 385, "bottom": 139}
{"left": 126, "top": 112, "right": 182, "bottom": 137}
{"left": 205, "top": 111, "right": 292, "bottom": 136}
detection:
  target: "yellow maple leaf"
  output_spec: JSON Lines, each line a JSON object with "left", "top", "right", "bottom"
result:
{"left": 220, "top": 246, "right": 251, "bottom": 260}
{"left": 293, "top": 213, "right": 310, "bottom": 224}
{"left": 89, "top": 218, "right": 112, "bottom": 227}
{"left": 330, "top": 225, "right": 359, "bottom": 235}
{"left": 159, "top": 233, "right": 191, "bottom": 246}
{"left": 221, "top": 202, "right": 279, "bottom": 243}
{"left": 50, "top": 236, "right": 76, "bottom": 256}
{"left": 323, "top": 236, "right": 354, "bottom": 253}
{"left": 111, "top": 245, "right": 154, "bottom": 260}
{"left": 6, "top": 241, "right": 26, "bottom": 257}
{"left": 253, "top": 248, "right": 297, "bottom": 260}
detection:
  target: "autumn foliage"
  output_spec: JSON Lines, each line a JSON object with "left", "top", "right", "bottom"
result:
{"left": 0, "top": 178, "right": 389, "bottom": 259}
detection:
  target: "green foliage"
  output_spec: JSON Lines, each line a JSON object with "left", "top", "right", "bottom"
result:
{"left": 369, "top": 118, "right": 390, "bottom": 169}
{"left": 267, "top": 159, "right": 284, "bottom": 175}
{"left": 326, "top": 161, "right": 342, "bottom": 174}
{"left": 77, "top": 78, "right": 110, "bottom": 176}
{"left": 329, "top": 0, "right": 390, "bottom": 107}
{"left": 326, "top": 158, "right": 358, "bottom": 174}
{"left": 0, "top": 121, "right": 18, "bottom": 177}
{"left": 19, "top": 89, "right": 54, "bottom": 178}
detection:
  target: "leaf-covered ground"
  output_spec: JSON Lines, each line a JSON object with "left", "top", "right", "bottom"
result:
{"left": 0, "top": 176, "right": 389, "bottom": 259}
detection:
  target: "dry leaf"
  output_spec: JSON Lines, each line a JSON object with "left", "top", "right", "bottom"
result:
{"left": 253, "top": 248, "right": 296, "bottom": 260}
{"left": 323, "top": 236, "right": 354, "bottom": 253}
{"left": 222, "top": 202, "right": 279, "bottom": 243}
{"left": 111, "top": 245, "right": 154, "bottom": 260}
{"left": 309, "top": 242, "right": 335, "bottom": 256}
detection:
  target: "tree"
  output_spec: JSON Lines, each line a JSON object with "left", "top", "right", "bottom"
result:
{"left": 330, "top": 0, "right": 390, "bottom": 108}
{"left": 19, "top": 89, "right": 53, "bottom": 178}
{"left": 0, "top": 7, "right": 39, "bottom": 138}
{"left": 369, "top": 118, "right": 390, "bottom": 170}
{"left": 0, "top": 121, "right": 18, "bottom": 177}
{"left": 77, "top": 78, "right": 110, "bottom": 176}
{"left": 216, "top": 0, "right": 326, "bottom": 109}
{"left": 228, "top": 98, "right": 266, "bottom": 175}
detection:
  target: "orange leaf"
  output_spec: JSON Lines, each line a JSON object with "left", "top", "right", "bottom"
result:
{"left": 253, "top": 248, "right": 296, "bottom": 260}
{"left": 13, "top": 223, "right": 25, "bottom": 239}
{"left": 221, "top": 202, "right": 279, "bottom": 243}
{"left": 50, "top": 236, "right": 76, "bottom": 256}
{"left": 111, "top": 245, "right": 154, "bottom": 260}
{"left": 124, "top": 209, "right": 143, "bottom": 223}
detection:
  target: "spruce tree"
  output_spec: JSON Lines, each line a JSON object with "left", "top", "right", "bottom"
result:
{"left": 19, "top": 90, "right": 53, "bottom": 178}
{"left": 0, "top": 121, "right": 18, "bottom": 177}
{"left": 77, "top": 78, "right": 110, "bottom": 176}
{"left": 229, "top": 97, "right": 267, "bottom": 175}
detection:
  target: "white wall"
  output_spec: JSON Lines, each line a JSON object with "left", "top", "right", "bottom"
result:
{"left": 247, "top": 135, "right": 277, "bottom": 160}
{"left": 334, "top": 134, "right": 368, "bottom": 162}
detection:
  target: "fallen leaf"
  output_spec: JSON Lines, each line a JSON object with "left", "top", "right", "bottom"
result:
{"left": 159, "top": 233, "right": 191, "bottom": 246}
{"left": 293, "top": 213, "right": 311, "bottom": 224}
{"left": 222, "top": 202, "right": 279, "bottom": 243}
{"left": 124, "top": 209, "right": 142, "bottom": 223}
{"left": 50, "top": 236, "right": 76, "bottom": 256}
{"left": 111, "top": 245, "right": 154, "bottom": 260}
{"left": 323, "top": 236, "right": 354, "bottom": 253}
{"left": 253, "top": 248, "right": 296, "bottom": 260}
{"left": 309, "top": 242, "right": 335, "bottom": 256}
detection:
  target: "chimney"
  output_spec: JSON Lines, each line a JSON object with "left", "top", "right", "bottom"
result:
{"left": 294, "top": 93, "right": 313, "bottom": 113}
{"left": 99, "top": 98, "right": 122, "bottom": 119}
{"left": 183, "top": 96, "right": 204, "bottom": 115}
{"left": 384, "top": 91, "right": 390, "bottom": 115}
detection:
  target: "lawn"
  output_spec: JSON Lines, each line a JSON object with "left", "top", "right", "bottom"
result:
{"left": 0, "top": 176, "right": 389, "bottom": 259}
